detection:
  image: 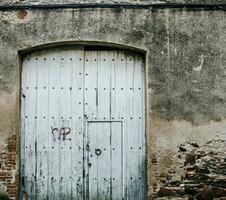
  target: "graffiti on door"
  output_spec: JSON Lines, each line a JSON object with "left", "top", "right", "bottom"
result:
{"left": 51, "top": 126, "right": 71, "bottom": 141}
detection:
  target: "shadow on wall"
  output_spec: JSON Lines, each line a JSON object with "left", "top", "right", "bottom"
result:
{"left": 157, "top": 140, "right": 226, "bottom": 199}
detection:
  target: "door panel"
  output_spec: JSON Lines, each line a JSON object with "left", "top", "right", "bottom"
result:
{"left": 86, "top": 122, "right": 123, "bottom": 200}
{"left": 21, "top": 48, "right": 145, "bottom": 200}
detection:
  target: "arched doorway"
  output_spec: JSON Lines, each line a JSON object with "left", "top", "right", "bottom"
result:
{"left": 20, "top": 45, "right": 146, "bottom": 200}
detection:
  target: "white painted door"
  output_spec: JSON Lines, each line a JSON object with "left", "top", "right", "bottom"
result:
{"left": 21, "top": 48, "right": 146, "bottom": 200}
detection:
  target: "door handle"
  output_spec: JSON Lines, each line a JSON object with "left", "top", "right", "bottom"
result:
{"left": 95, "top": 148, "right": 102, "bottom": 156}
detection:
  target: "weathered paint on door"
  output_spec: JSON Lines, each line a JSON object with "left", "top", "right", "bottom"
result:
{"left": 21, "top": 48, "right": 146, "bottom": 200}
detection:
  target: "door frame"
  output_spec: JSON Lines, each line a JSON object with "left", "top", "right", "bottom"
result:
{"left": 18, "top": 41, "right": 149, "bottom": 200}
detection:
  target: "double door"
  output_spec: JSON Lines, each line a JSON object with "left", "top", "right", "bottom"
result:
{"left": 21, "top": 48, "right": 146, "bottom": 200}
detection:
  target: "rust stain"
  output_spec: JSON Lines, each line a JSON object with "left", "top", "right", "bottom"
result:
{"left": 17, "top": 10, "right": 28, "bottom": 20}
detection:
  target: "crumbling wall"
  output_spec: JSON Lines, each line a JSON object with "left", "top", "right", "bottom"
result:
{"left": 0, "top": 2, "right": 226, "bottom": 199}
{"left": 150, "top": 116, "right": 226, "bottom": 199}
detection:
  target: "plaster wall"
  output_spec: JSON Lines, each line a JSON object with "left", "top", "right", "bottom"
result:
{"left": 0, "top": 3, "right": 226, "bottom": 199}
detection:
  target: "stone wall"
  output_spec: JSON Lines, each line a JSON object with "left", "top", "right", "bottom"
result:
{"left": 0, "top": 2, "right": 226, "bottom": 199}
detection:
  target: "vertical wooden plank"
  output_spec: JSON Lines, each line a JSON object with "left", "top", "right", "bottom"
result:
{"left": 84, "top": 51, "right": 98, "bottom": 120}
{"left": 36, "top": 52, "right": 49, "bottom": 200}
{"left": 23, "top": 55, "right": 38, "bottom": 200}
{"left": 134, "top": 55, "right": 146, "bottom": 199}
{"left": 48, "top": 50, "right": 61, "bottom": 200}
{"left": 110, "top": 122, "right": 123, "bottom": 200}
{"left": 87, "top": 122, "right": 98, "bottom": 200}
{"left": 97, "top": 51, "right": 111, "bottom": 120}
{"left": 71, "top": 48, "right": 84, "bottom": 200}
{"left": 96, "top": 51, "right": 111, "bottom": 199}
{"left": 84, "top": 51, "right": 98, "bottom": 199}
{"left": 125, "top": 53, "right": 139, "bottom": 200}
{"left": 97, "top": 122, "right": 111, "bottom": 200}
{"left": 59, "top": 51, "right": 72, "bottom": 200}
{"left": 110, "top": 51, "right": 124, "bottom": 200}
{"left": 111, "top": 51, "right": 127, "bottom": 198}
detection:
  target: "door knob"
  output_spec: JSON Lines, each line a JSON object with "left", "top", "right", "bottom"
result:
{"left": 95, "top": 148, "right": 102, "bottom": 156}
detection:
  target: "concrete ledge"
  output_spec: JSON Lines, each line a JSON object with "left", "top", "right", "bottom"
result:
{"left": 1, "top": 2, "right": 226, "bottom": 11}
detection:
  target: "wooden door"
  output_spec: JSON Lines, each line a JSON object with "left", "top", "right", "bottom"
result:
{"left": 21, "top": 48, "right": 146, "bottom": 200}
